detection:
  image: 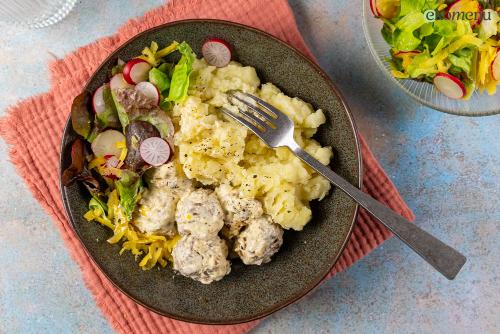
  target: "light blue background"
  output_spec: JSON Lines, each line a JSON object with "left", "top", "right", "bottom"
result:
{"left": 0, "top": 1, "right": 498, "bottom": 333}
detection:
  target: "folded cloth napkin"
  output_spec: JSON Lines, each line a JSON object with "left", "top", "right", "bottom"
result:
{"left": 0, "top": 0, "right": 415, "bottom": 333}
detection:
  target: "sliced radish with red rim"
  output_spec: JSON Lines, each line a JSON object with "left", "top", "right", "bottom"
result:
{"left": 370, "top": 0, "right": 380, "bottom": 16}
{"left": 446, "top": 0, "right": 483, "bottom": 28}
{"left": 491, "top": 49, "right": 500, "bottom": 81}
{"left": 394, "top": 50, "right": 421, "bottom": 57}
{"left": 433, "top": 73, "right": 466, "bottom": 100}
{"left": 92, "top": 84, "right": 108, "bottom": 115}
{"left": 371, "top": 0, "right": 399, "bottom": 18}
{"left": 104, "top": 155, "right": 120, "bottom": 168}
{"left": 135, "top": 81, "right": 160, "bottom": 104}
{"left": 110, "top": 73, "right": 133, "bottom": 90}
{"left": 140, "top": 137, "right": 171, "bottom": 166}
{"left": 123, "top": 59, "right": 152, "bottom": 84}
{"left": 202, "top": 38, "right": 232, "bottom": 67}
{"left": 91, "top": 130, "right": 126, "bottom": 158}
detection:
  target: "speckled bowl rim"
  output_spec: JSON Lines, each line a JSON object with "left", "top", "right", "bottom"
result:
{"left": 59, "top": 19, "right": 362, "bottom": 324}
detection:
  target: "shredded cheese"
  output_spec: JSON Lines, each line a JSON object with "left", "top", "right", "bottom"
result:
{"left": 89, "top": 157, "right": 105, "bottom": 170}
{"left": 136, "top": 41, "right": 179, "bottom": 66}
{"left": 116, "top": 141, "right": 126, "bottom": 149}
{"left": 84, "top": 199, "right": 180, "bottom": 270}
{"left": 119, "top": 147, "right": 128, "bottom": 162}
{"left": 476, "top": 41, "right": 499, "bottom": 94}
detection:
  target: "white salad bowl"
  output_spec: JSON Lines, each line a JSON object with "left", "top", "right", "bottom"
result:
{"left": 362, "top": 0, "right": 500, "bottom": 116}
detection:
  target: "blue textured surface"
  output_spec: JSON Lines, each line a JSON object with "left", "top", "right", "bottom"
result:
{"left": 0, "top": 1, "right": 498, "bottom": 333}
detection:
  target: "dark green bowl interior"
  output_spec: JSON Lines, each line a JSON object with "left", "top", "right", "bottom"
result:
{"left": 60, "top": 20, "right": 361, "bottom": 324}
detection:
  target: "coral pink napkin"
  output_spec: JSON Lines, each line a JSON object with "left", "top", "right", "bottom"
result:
{"left": 0, "top": 0, "right": 414, "bottom": 333}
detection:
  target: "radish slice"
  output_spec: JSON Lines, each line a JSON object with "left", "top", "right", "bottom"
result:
{"left": 374, "top": 0, "right": 399, "bottom": 19}
{"left": 202, "top": 38, "right": 232, "bottom": 67}
{"left": 123, "top": 59, "right": 152, "bottom": 84}
{"left": 101, "top": 154, "right": 122, "bottom": 179}
{"left": 91, "top": 130, "right": 126, "bottom": 158}
{"left": 370, "top": 0, "right": 379, "bottom": 16}
{"left": 140, "top": 137, "right": 171, "bottom": 166}
{"left": 110, "top": 73, "right": 133, "bottom": 91}
{"left": 446, "top": 0, "right": 483, "bottom": 28}
{"left": 135, "top": 82, "right": 160, "bottom": 104}
{"left": 92, "top": 84, "right": 108, "bottom": 115}
{"left": 104, "top": 155, "right": 120, "bottom": 168}
{"left": 394, "top": 50, "right": 421, "bottom": 57}
{"left": 434, "top": 73, "right": 466, "bottom": 99}
{"left": 491, "top": 49, "right": 500, "bottom": 81}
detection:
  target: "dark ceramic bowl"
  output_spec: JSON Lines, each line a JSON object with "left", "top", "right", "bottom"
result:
{"left": 60, "top": 19, "right": 361, "bottom": 324}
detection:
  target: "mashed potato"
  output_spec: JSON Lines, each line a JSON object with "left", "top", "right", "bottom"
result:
{"left": 172, "top": 59, "right": 332, "bottom": 230}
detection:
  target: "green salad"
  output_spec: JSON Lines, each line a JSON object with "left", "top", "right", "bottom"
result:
{"left": 62, "top": 35, "right": 240, "bottom": 272}
{"left": 62, "top": 41, "right": 196, "bottom": 270}
{"left": 370, "top": 0, "right": 500, "bottom": 99}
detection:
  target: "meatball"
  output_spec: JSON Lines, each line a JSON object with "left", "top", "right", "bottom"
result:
{"left": 133, "top": 163, "right": 193, "bottom": 236}
{"left": 146, "top": 162, "right": 194, "bottom": 196}
{"left": 172, "top": 235, "right": 231, "bottom": 284}
{"left": 215, "top": 184, "right": 264, "bottom": 238}
{"left": 176, "top": 189, "right": 224, "bottom": 239}
{"left": 234, "top": 215, "right": 284, "bottom": 265}
{"left": 133, "top": 187, "right": 178, "bottom": 237}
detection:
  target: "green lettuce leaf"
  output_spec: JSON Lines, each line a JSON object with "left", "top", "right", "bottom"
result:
{"left": 390, "top": 0, "right": 440, "bottom": 51}
{"left": 419, "top": 23, "right": 434, "bottom": 39}
{"left": 167, "top": 42, "right": 196, "bottom": 102}
{"left": 149, "top": 67, "right": 170, "bottom": 93}
{"left": 448, "top": 48, "right": 474, "bottom": 76}
{"left": 422, "top": 19, "right": 472, "bottom": 55}
{"left": 115, "top": 171, "right": 142, "bottom": 219}
{"left": 382, "top": 21, "right": 397, "bottom": 46}
{"left": 398, "top": 0, "right": 438, "bottom": 17}
{"left": 111, "top": 59, "right": 125, "bottom": 76}
{"left": 157, "top": 62, "right": 175, "bottom": 77}
{"left": 394, "top": 12, "right": 427, "bottom": 51}
{"left": 89, "top": 197, "right": 108, "bottom": 215}
{"left": 448, "top": 65, "right": 463, "bottom": 77}
{"left": 394, "top": 30, "right": 422, "bottom": 51}
{"left": 96, "top": 85, "right": 120, "bottom": 128}
{"left": 396, "top": 11, "right": 427, "bottom": 31}
{"left": 111, "top": 90, "right": 129, "bottom": 129}
{"left": 406, "top": 51, "right": 438, "bottom": 78}
{"left": 478, "top": 9, "right": 500, "bottom": 40}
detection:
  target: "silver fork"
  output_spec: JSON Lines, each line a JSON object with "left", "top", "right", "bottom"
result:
{"left": 222, "top": 90, "right": 466, "bottom": 280}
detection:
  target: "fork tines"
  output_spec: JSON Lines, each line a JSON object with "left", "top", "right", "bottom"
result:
{"left": 221, "top": 90, "right": 296, "bottom": 148}
{"left": 224, "top": 90, "right": 288, "bottom": 131}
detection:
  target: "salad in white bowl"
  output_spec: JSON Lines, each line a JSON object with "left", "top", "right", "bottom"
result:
{"left": 369, "top": 0, "right": 500, "bottom": 100}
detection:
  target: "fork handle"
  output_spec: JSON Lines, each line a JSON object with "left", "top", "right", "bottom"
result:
{"left": 290, "top": 144, "right": 466, "bottom": 280}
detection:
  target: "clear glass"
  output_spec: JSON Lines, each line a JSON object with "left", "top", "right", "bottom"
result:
{"left": 362, "top": 0, "right": 500, "bottom": 117}
{"left": 0, "top": 0, "right": 76, "bottom": 28}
